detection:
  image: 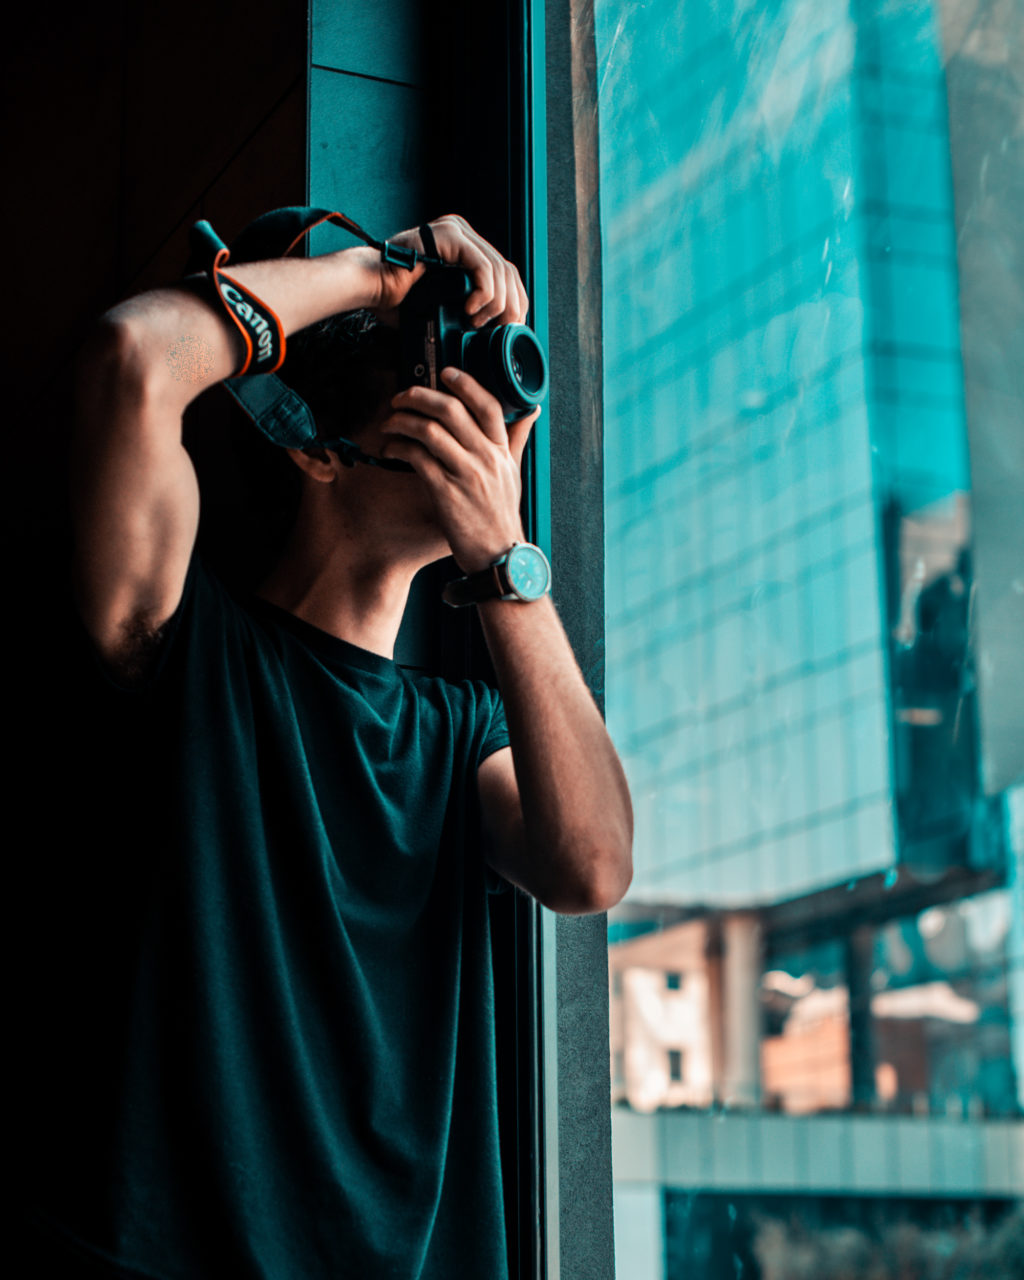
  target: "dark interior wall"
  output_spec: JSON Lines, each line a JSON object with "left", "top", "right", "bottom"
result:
{"left": 6, "top": 1, "right": 305, "bottom": 377}
{"left": 2, "top": 0, "right": 435, "bottom": 628}
{"left": 5, "top": 7, "right": 546, "bottom": 1275}
{"left": 3, "top": 0, "right": 444, "bottom": 397}
{"left": 1, "top": 0, "right": 521, "bottom": 571}
{"left": 4, "top": 1, "right": 307, "bottom": 557}
{"left": 308, "top": 0, "right": 427, "bottom": 253}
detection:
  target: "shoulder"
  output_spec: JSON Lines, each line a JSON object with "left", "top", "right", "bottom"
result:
{"left": 398, "top": 670, "right": 508, "bottom": 759}
{"left": 400, "top": 669, "right": 504, "bottom": 720}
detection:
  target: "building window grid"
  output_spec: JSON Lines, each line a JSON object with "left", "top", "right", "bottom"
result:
{"left": 606, "top": 213, "right": 861, "bottom": 413}
{"left": 608, "top": 497, "right": 878, "bottom": 656}
{"left": 606, "top": 345, "right": 874, "bottom": 529}
{"left": 615, "top": 645, "right": 886, "bottom": 792}
{"left": 610, "top": 579, "right": 883, "bottom": 757}
{"left": 600, "top": 1, "right": 1020, "bottom": 1272}
{"left": 607, "top": 228, "right": 958, "bottom": 480}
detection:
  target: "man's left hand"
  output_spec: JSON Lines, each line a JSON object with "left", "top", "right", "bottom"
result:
{"left": 372, "top": 215, "right": 529, "bottom": 329}
{"left": 378, "top": 369, "right": 540, "bottom": 574}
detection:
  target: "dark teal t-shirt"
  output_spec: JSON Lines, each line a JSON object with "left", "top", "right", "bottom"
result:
{"left": 28, "top": 559, "right": 511, "bottom": 1278}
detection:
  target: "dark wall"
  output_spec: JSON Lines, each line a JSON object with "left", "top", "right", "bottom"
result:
{"left": 6, "top": 1, "right": 305, "bottom": 380}
{"left": 4, "top": 1, "right": 306, "bottom": 566}
{"left": 308, "top": 0, "right": 427, "bottom": 255}
{"left": 4, "top": 9, "right": 542, "bottom": 1278}
{"left": 3, "top": 0, "right": 439, "bottom": 642}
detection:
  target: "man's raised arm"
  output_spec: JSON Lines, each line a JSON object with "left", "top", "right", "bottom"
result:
{"left": 70, "top": 243, "right": 390, "bottom": 670}
{"left": 71, "top": 215, "right": 522, "bottom": 671}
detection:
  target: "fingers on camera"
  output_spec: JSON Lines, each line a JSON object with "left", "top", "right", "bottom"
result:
{"left": 435, "top": 214, "right": 528, "bottom": 325}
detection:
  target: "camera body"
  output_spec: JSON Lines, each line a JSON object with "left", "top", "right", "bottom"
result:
{"left": 398, "top": 267, "right": 548, "bottom": 423}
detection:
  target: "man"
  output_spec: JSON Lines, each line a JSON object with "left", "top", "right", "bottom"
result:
{"left": 30, "top": 214, "right": 632, "bottom": 1276}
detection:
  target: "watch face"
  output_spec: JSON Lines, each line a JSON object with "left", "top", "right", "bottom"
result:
{"left": 506, "top": 544, "right": 551, "bottom": 600}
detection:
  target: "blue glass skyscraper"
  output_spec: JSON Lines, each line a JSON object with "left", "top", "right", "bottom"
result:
{"left": 599, "top": 0, "right": 1022, "bottom": 1273}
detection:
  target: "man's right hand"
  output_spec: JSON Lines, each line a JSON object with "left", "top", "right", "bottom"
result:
{"left": 371, "top": 215, "right": 529, "bottom": 330}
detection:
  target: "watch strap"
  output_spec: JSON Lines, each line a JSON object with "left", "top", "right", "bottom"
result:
{"left": 442, "top": 543, "right": 551, "bottom": 608}
{"left": 442, "top": 562, "right": 509, "bottom": 608}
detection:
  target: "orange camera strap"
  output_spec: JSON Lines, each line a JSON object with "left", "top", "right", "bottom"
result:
{"left": 184, "top": 207, "right": 443, "bottom": 378}
{"left": 182, "top": 206, "right": 441, "bottom": 466}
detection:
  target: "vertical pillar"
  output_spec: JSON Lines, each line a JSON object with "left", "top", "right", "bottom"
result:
{"left": 705, "top": 921, "right": 725, "bottom": 1104}
{"left": 546, "top": 0, "right": 616, "bottom": 1275}
{"left": 846, "top": 923, "right": 877, "bottom": 1111}
{"left": 721, "top": 912, "right": 762, "bottom": 1108}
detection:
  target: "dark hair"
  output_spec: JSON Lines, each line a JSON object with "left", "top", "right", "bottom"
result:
{"left": 275, "top": 309, "right": 400, "bottom": 444}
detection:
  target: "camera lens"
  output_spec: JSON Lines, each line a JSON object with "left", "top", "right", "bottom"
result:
{"left": 508, "top": 331, "right": 545, "bottom": 397}
{"left": 462, "top": 322, "right": 548, "bottom": 422}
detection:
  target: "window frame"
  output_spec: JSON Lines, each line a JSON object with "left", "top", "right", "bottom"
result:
{"left": 532, "top": 1, "right": 618, "bottom": 1277}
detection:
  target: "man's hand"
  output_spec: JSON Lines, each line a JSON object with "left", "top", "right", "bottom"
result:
{"left": 378, "top": 368, "right": 540, "bottom": 573}
{"left": 372, "top": 215, "right": 529, "bottom": 329}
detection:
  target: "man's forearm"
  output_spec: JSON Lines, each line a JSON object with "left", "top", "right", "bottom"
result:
{"left": 98, "top": 245, "right": 382, "bottom": 408}
{"left": 478, "top": 594, "right": 634, "bottom": 912}
{"left": 376, "top": 362, "right": 633, "bottom": 912}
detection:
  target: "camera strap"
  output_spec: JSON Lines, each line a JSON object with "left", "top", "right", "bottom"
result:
{"left": 184, "top": 224, "right": 285, "bottom": 378}
{"left": 183, "top": 205, "right": 443, "bottom": 468}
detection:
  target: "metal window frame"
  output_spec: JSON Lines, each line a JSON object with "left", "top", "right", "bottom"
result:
{"left": 528, "top": 2, "right": 617, "bottom": 1277}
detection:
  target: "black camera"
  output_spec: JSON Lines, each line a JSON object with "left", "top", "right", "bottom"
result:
{"left": 398, "top": 267, "right": 548, "bottom": 423}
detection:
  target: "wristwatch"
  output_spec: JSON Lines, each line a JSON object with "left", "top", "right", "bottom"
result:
{"left": 442, "top": 542, "right": 552, "bottom": 608}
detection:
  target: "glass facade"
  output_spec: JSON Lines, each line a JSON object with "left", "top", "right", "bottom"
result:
{"left": 598, "top": 0, "right": 1023, "bottom": 1274}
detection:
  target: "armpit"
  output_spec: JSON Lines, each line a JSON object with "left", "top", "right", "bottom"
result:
{"left": 104, "top": 612, "right": 172, "bottom": 687}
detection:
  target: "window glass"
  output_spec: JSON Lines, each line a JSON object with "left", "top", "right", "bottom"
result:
{"left": 597, "top": 1, "right": 1024, "bottom": 1274}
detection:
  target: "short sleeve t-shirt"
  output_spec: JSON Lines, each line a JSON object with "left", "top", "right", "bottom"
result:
{"left": 25, "top": 559, "right": 512, "bottom": 1279}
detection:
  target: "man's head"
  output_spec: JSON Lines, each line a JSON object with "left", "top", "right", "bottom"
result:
{"left": 276, "top": 308, "right": 400, "bottom": 450}
{"left": 271, "top": 309, "right": 453, "bottom": 572}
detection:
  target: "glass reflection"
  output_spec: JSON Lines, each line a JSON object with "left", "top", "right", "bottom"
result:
{"left": 598, "top": 0, "right": 1024, "bottom": 1274}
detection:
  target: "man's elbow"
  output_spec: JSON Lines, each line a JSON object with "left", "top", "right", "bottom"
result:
{"left": 544, "top": 838, "right": 633, "bottom": 916}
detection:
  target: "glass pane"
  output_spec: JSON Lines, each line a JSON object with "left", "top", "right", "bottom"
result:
{"left": 597, "top": 1, "right": 1024, "bottom": 1275}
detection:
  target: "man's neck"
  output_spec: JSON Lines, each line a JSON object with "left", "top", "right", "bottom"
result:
{"left": 256, "top": 506, "right": 425, "bottom": 660}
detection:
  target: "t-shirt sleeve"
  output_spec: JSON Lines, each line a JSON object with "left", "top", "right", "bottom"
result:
{"left": 478, "top": 688, "right": 510, "bottom": 765}
{"left": 474, "top": 686, "right": 512, "bottom": 895}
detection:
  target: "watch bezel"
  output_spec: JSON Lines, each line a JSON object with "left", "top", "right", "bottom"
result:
{"left": 499, "top": 542, "right": 551, "bottom": 602}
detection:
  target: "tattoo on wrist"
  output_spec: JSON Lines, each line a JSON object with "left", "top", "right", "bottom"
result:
{"left": 165, "top": 335, "right": 215, "bottom": 383}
